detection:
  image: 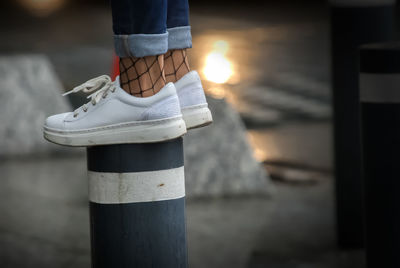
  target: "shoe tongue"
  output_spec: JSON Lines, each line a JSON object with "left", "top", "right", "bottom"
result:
{"left": 114, "top": 75, "right": 121, "bottom": 86}
{"left": 113, "top": 76, "right": 124, "bottom": 92}
{"left": 114, "top": 79, "right": 125, "bottom": 94}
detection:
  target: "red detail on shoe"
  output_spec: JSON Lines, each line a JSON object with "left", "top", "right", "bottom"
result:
{"left": 111, "top": 54, "right": 120, "bottom": 80}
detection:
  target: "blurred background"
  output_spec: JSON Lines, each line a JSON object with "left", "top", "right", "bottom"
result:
{"left": 0, "top": 0, "right": 397, "bottom": 267}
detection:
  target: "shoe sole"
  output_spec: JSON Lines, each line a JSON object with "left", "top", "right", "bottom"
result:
{"left": 182, "top": 104, "right": 213, "bottom": 130}
{"left": 43, "top": 116, "right": 187, "bottom": 147}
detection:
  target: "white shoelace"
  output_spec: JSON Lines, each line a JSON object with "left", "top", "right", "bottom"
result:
{"left": 62, "top": 75, "right": 116, "bottom": 117}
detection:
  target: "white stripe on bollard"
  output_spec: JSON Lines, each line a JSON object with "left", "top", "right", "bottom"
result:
{"left": 360, "top": 74, "right": 400, "bottom": 103}
{"left": 88, "top": 167, "right": 185, "bottom": 204}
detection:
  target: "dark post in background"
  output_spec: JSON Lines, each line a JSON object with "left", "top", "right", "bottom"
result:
{"left": 329, "top": 0, "right": 395, "bottom": 248}
{"left": 87, "top": 139, "right": 188, "bottom": 268}
{"left": 360, "top": 43, "right": 400, "bottom": 268}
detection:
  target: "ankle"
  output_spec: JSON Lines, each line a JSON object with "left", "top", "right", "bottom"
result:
{"left": 119, "top": 55, "right": 166, "bottom": 97}
{"left": 164, "top": 49, "right": 190, "bottom": 83}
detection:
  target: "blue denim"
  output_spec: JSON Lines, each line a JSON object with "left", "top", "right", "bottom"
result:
{"left": 167, "top": 0, "right": 190, "bottom": 28}
{"left": 111, "top": 0, "right": 192, "bottom": 58}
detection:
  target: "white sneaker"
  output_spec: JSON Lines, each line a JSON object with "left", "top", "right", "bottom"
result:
{"left": 43, "top": 75, "right": 187, "bottom": 146}
{"left": 174, "top": 71, "right": 213, "bottom": 129}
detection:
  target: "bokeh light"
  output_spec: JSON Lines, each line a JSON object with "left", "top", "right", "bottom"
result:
{"left": 203, "top": 40, "right": 234, "bottom": 84}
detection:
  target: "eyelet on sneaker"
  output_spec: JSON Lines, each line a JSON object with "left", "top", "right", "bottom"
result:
{"left": 73, "top": 114, "right": 78, "bottom": 118}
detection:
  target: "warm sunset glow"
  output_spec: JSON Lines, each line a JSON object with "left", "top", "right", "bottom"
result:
{"left": 203, "top": 40, "right": 234, "bottom": 84}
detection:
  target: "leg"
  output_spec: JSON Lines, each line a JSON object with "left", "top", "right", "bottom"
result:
{"left": 111, "top": 0, "right": 168, "bottom": 97}
{"left": 165, "top": 0, "right": 191, "bottom": 83}
{"left": 43, "top": 0, "right": 188, "bottom": 147}
{"left": 164, "top": 0, "right": 213, "bottom": 129}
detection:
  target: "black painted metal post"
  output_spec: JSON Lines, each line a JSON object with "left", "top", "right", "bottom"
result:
{"left": 360, "top": 43, "right": 400, "bottom": 268}
{"left": 329, "top": 0, "right": 395, "bottom": 248}
{"left": 87, "top": 138, "right": 188, "bottom": 268}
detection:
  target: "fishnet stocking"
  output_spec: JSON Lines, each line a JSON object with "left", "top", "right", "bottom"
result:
{"left": 119, "top": 55, "right": 166, "bottom": 97}
{"left": 164, "top": 49, "right": 190, "bottom": 83}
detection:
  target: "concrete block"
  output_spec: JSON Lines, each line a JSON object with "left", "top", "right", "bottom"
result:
{"left": 0, "top": 55, "right": 72, "bottom": 156}
{"left": 184, "top": 97, "right": 271, "bottom": 197}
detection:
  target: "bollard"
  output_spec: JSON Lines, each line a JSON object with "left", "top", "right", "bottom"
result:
{"left": 329, "top": 0, "right": 395, "bottom": 248}
{"left": 87, "top": 138, "right": 188, "bottom": 268}
{"left": 360, "top": 43, "right": 400, "bottom": 268}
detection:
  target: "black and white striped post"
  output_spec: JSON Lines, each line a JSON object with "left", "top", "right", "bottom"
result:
{"left": 329, "top": 0, "right": 395, "bottom": 248}
{"left": 87, "top": 138, "right": 188, "bottom": 268}
{"left": 360, "top": 43, "right": 400, "bottom": 268}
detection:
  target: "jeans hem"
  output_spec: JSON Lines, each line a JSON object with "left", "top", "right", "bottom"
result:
{"left": 114, "top": 32, "right": 168, "bottom": 58}
{"left": 167, "top": 26, "right": 192, "bottom": 50}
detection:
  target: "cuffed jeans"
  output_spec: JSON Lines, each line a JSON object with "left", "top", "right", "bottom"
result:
{"left": 111, "top": 0, "right": 192, "bottom": 58}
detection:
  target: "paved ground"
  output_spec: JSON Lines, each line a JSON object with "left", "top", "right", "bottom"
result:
{"left": 0, "top": 155, "right": 363, "bottom": 268}
{"left": 0, "top": 1, "right": 366, "bottom": 267}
